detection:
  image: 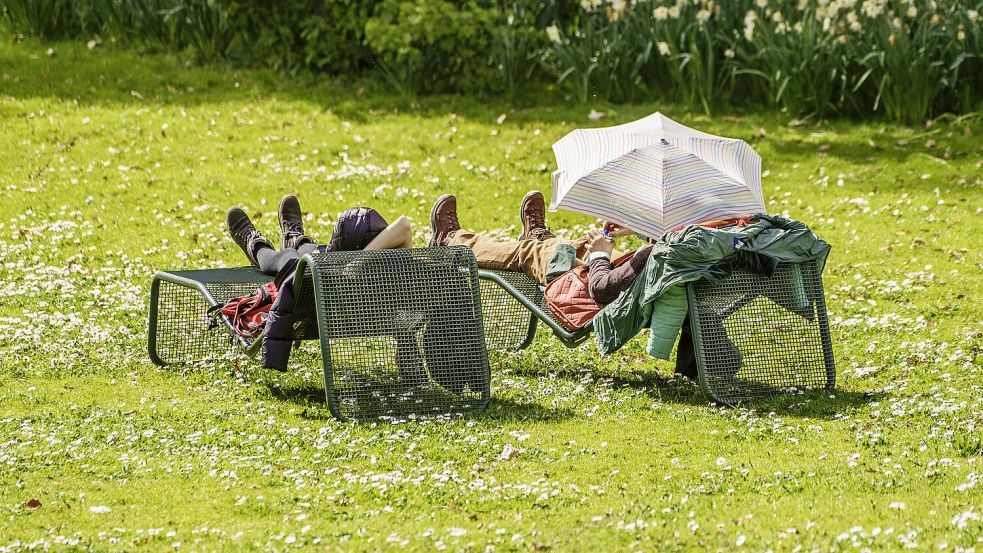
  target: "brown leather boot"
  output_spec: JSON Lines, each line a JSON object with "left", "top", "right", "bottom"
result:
{"left": 519, "top": 190, "right": 555, "bottom": 240}
{"left": 429, "top": 194, "right": 461, "bottom": 247}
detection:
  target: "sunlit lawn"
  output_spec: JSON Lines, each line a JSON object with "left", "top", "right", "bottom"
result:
{"left": 0, "top": 40, "right": 981, "bottom": 551}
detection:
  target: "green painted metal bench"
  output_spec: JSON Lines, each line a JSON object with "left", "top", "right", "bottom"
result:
{"left": 475, "top": 258, "right": 835, "bottom": 404}
{"left": 148, "top": 246, "right": 490, "bottom": 421}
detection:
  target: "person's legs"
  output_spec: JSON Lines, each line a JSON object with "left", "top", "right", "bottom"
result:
{"left": 431, "top": 194, "right": 588, "bottom": 285}
{"left": 256, "top": 247, "right": 300, "bottom": 276}
{"left": 447, "top": 230, "right": 578, "bottom": 285}
{"left": 674, "top": 317, "right": 698, "bottom": 379}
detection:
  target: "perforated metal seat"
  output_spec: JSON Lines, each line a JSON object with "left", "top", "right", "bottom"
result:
{"left": 686, "top": 259, "right": 835, "bottom": 403}
{"left": 148, "top": 246, "right": 490, "bottom": 421}
{"left": 476, "top": 259, "right": 835, "bottom": 404}
{"left": 477, "top": 269, "right": 593, "bottom": 350}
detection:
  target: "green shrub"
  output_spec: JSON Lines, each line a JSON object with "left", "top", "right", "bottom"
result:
{"left": 1, "top": 0, "right": 81, "bottom": 38}
{"left": 489, "top": 0, "right": 550, "bottom": 101}
{"left": 1, "top": 0, "right": 980, "bottom": 121}
{"left": 222, "top": 0, "right": 378, "bottom": 74}
{"left": 363, "top": 0, "right": 497, "bottom": 95}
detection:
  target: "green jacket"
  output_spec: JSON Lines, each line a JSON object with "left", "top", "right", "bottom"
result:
{"left": 592, "top": 215, "right": 831, "bottom": 357}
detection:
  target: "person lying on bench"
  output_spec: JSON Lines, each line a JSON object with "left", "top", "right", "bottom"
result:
{"left": 427, "top": 192, "right": 700, "bottom": 378}
{"left": 226, "top": 194, "right": 413, "bottom": 276}
{"left": 428, "top": 191, "right": 651, "bottom": 303}
{"left": 223, "top": 194, "right": 414, "bottom": 372}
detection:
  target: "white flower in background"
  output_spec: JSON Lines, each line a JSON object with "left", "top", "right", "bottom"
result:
{"left": 724, "top": 48, "right": 735, "bottom": 58}
{"left": 957, "top": 28, "right": 966, "bottom": 41}
{"left": 657, "top": 41, "right": 671, "bottom": 56}
{"left": 546, "top": 25, "right": 561, "bottom": 43}
{"left": 847, "top": 12, "right": 861, "bottom": 31}
{"left": 697, "top": 9, "right": 712, "bottom": 23}
{"left": 588, "top": 109, "right": 605, "bottom": 121}
{"left": 743, "top": 10, "right": 758, "bottom": 40}
{"left": 756, "top": 0, "right": 768, "bottom": 8}
{"left": 793, "top": 21, "right": 803, "bottom": 33}
{"left": 668, "top": 5, "right": 681, "bottom": 18}
{"left": 861, "top": 0, "right": 885, "bottom": 18}
{"left": 968, "top": 10, "right": 979, "bottom": 22}
{"left": 608, "top": 0, "right": 628, "bottom": 21}
{"left": 906, "top": 6, "right": 917, "bottom": 18}
{"left": 653, "top": 6, "right": 669, "bottom": 20}
{"left": 771, "top": 10, "right": 784, "bottom": 22}
{"left": 581, "top": 0, "right": 603, "bottom": 11}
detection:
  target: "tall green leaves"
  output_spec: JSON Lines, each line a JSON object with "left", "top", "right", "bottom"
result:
{"left": 1, "top": 0, "right": 980, "bottom": 121}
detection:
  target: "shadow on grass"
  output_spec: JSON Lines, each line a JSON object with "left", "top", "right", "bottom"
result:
{"left": 744, "top": 388, "right": 879, "bottom": 418}
{"left": 481, "top": 397, "right": 575, "bottom": 423}
{"left": 508, "top": 360, "right": 878, "bottom": 419}
{"left": 263, "top": 380, "right": 576, "bottom": 422}
{"left": 263, "top": 381, "right": 331, "bottom": 420}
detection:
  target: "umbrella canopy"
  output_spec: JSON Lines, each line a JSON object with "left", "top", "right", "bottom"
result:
{"left": 550, "top": 112, "right": 765, "bottom": 240}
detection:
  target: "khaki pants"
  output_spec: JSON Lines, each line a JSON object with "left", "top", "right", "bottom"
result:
{"left": 448, "top": 230, "right": 589, "bottom": 285}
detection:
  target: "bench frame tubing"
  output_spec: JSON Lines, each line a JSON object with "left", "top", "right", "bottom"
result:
{"left": 293, "top": 253, "right": 346, "bottom": 419}
{"left": 476, "top": 270, "right": 592, "bottom": 349}
{"left": 297, "top": 251, "right": 491, "bottom": 421}
{"left": 684, "top": 273, "right": 837, "bottom": 405}
{"left": 147, "top": 271, "right": 262, "bottom": 367}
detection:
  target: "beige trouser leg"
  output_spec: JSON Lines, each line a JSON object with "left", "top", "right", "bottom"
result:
{"left": 448, "top": 230, "right": 588, "bottom": 285}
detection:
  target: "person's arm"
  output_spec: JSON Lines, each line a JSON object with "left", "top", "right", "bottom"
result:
{"left": 364, "top": 215, "right": 413, "bottom": 250}
{"left": 586, "top": 244, "right": 653, "bottom": 305}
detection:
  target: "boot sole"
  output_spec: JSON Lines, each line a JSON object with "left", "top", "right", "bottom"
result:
{"left": 277, "top": 195, "right": 292, "bottom": 250}
{"left": 278, "top": 194, "right": 307, "bottom": 250}
{"left": 429, "top": 194, "right": 454, "bottom": 248}
{"left": 518, "top": 190, "right": 543, "bottom": 241}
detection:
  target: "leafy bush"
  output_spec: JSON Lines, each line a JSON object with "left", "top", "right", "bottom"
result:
{"left": 1, "top": 0, "right": 81, "bottom": 38}
{"left": 1, "top": 0, "right": 980, "bottom": 121}
{"left": 222, "top": 0, "right": 379, "bottom": 74}
{"left": 363, "top": 0, "right": 497, "bottom": 95}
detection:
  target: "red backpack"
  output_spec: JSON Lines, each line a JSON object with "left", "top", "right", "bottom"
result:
{"left": 544, "top": 252, "right": 634, "bottom": 331}
{"left": 210, "top": 282, "right": 278, "bottom": 338}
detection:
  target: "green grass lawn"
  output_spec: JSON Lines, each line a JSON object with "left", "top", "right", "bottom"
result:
{"left": 0, "top": 40, "right": 981, "bottom": 551}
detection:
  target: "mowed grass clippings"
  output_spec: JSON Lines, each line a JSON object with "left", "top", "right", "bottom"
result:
{"left": 0, "top": 40, "right": 981, "bottom": 552}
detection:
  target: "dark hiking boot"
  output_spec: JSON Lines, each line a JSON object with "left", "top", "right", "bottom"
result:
{"left": 429, "top": 194, "right": 461, "bottom": 247}
{"left": 226, "top": 207, "right": 274, "bottom": 267}
{"left": 519, "top": 190, "right": 555, "bottom": 241}
{"left": 278, "top": 194, "right": 316, "bottom": 250}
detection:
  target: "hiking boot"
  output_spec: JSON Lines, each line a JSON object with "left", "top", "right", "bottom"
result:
{"left": 429, "top": 194, "right": 460, "bottom": 247}
{"left": 278, "top": 194, "right": 316, "bottom": 250}
{"left": 519, "top": 190, "right": 555, "bottom": 241}
{"left": 226, "top": 207, "right": 274, "bottom": 267}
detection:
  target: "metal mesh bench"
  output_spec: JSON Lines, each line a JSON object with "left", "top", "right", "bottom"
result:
{"left": 476, "top": 258, "right": 835, "bottom": 404}
{"left": 686, "top": 259, "right": 834, "bottom": 403}
{"left": 477, "top": 269, "right": 593, "bottom": 350}
{"left": 148, "top": 246, "right": 490, "bottom": 421}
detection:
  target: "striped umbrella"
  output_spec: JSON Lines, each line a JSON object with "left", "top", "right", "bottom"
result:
{"left": 549, "top": 112, "right": 765, "bottom": 240}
